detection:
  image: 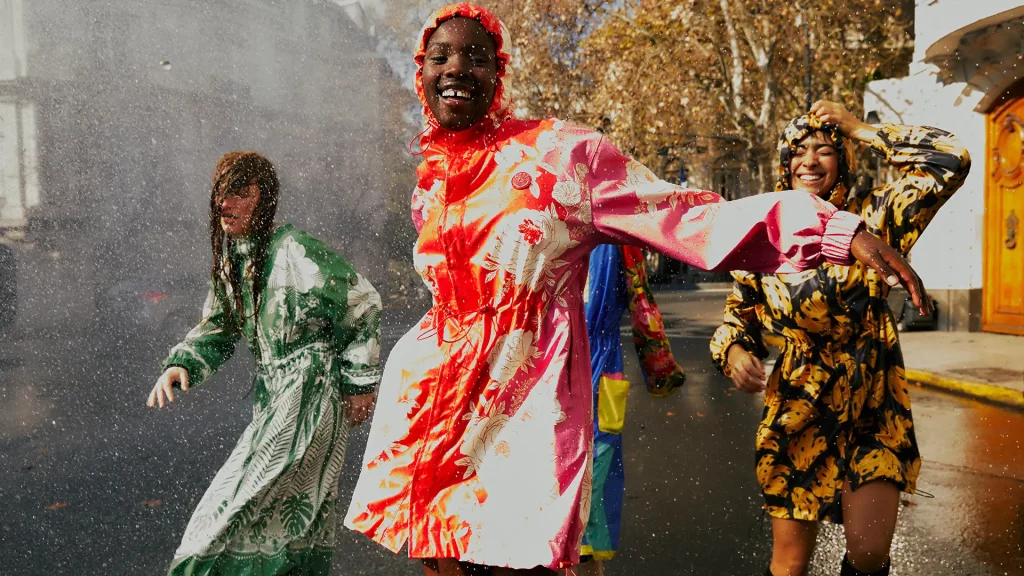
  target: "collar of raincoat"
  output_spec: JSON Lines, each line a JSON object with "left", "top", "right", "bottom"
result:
{"left": 229, "top": 223, "right": 291, "bottom": 260}
{"left": 774, "top": 114, "right": 856, "bottom": 209}
{"left": 413, "top": 3, "right": 515, "bottom": 152}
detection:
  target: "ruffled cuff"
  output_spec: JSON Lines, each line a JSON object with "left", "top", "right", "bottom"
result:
{"left": 341, "top": 365, "right": 382, "bottom": 396}
{"left": 161, "top": 347, "right": 212, "bottom": 389}
{"left": 646, "top": 370, "right": 687, "bottom": 398}
{"left": 821, "top": 210, "right": 864, "bottom": 266}
{"left": 710, "top": 326, "right": 769, "bottom": 375}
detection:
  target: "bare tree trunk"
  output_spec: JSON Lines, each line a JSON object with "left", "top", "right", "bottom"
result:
{"left": 718, "top": 0, "right": 745, "bottom": 116}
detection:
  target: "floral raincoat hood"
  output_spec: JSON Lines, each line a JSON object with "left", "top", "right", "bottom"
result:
{"left": 774, "top": 114, "right": 856, "bottom": 208}
{"left": 413, "top": 3, "right": 515, "bottom": 146}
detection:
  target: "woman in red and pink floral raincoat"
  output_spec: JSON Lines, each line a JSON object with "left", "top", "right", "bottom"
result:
{"left": 344, "top": 4, "right": 930, "bottom": 574}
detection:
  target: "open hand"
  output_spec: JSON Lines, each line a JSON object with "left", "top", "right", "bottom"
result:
{"left": 147, "top": 366, "right": 189, "bottom": 408}
{"left": 850, "top": 229, "right": 933, "bottom": 316}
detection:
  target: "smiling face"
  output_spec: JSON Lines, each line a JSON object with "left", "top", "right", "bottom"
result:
{"left": 788, "top": 131, "right": 840, "bottom": 197}
{"left": 421, "top": 17, "right": 499, "bottom": 131}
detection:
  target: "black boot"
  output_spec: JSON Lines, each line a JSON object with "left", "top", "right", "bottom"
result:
{"left": 840, "top": 554, "right": 890, "bottom": 576}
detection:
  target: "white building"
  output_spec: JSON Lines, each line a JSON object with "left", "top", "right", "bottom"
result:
{"left": 865, "top": 0, "right": 1024, "bottom": 334}
{"left": 0, "top": 0, "right": 410, "bottom": 331}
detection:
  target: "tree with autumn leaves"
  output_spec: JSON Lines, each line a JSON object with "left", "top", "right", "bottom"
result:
{"left": 383, "top": 0, "right": 914, "bottom": 195}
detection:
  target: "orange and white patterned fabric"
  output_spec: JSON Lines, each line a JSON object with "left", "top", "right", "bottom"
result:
{"left": 343, "top": 3, "right": 864, "bottom": 569}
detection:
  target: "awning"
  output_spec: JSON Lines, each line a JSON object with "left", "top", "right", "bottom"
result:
{"left": 923, "top": 6, "right": 1024, "bottom": 112}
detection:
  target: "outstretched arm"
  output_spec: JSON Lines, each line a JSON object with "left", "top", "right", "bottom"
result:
{"left": 579, "top": 132, "right": 931, "bottom": 315}
{"left": 148, "top": 282, "right": 241, "bottom": 408}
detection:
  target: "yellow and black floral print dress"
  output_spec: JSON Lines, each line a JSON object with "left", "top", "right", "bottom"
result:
{"left": 710, "top": 119, "right": 971, "bottom": 522}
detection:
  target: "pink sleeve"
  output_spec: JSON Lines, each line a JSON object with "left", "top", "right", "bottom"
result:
{"left": 582, "top": 134, "right": 862, "bottom": 273}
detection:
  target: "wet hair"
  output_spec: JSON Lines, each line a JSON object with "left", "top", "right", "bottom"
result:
{"left": 208, "top": 151, "right": 279, "bottom": 332}
{"left": 775, "top": 115, "right": 857, "bottom": 207}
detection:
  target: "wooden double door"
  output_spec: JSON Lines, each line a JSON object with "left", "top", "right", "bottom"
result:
{"left": 984, "top": 91, "right": 1024, "bottom": 334}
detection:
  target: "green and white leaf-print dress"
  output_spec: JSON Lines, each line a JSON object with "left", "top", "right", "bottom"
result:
{"left": 161, "top": 224, "right": 382, "bottom": 576}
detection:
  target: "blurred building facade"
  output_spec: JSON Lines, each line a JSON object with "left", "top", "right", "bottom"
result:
{"left": 0, "top": 0, "right": 409, "bottom": 332}
{"left": 865, "top": 0, "right": 1024, "bottom": 334}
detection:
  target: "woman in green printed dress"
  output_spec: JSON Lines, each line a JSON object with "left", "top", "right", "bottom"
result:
{"left": 146, "top": 151, "right": 382, "bottom": 576}
{"left": 710, "top": 101, "right": 970, "bottom": 576}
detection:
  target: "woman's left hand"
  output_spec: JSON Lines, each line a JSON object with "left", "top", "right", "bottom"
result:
{"left": 344, "top": 393, "right": 376, "bottom": 427}
{"left": 850, "top": 229, "right": 933, "bottom": 316}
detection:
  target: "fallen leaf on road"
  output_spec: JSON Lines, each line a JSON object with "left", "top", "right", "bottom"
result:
{"left": 45, "top": 502, "right": 68, "bottom": 511}
{"left": 665, "top": 411, "right": 675, "bottom": 417}
{"left": 696, "top": 412, "right": 705, "bottom": 418}
{"left": 142, "top": 500, "right": 163, "bottom": 508}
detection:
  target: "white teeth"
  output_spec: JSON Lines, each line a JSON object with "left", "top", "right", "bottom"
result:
{"left": 799, "top": 174, "right": 823, "bottom": 181}
{"left": 441, "top": 89, "right": 471, "bottom": 99}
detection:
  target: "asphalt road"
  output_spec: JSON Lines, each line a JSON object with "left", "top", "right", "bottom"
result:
{"left": 0, "top": 289, "right": 1020, "bottom": 575}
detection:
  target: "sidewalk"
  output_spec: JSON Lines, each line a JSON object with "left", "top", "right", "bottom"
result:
{"left": 898, "top": 331, "right": 1024, "bottom": 409}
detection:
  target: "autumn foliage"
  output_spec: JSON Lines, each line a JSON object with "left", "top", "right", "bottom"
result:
{"left": 387, "top": 0, "right": 914, "bottom": 196}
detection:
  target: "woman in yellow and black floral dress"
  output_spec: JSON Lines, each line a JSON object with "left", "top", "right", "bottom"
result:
{"left": 710, "top": 101, "right": 970, "bottom": 576}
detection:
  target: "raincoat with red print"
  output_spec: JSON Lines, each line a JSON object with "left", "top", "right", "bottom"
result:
{"left": 344, "top": 3, "right": 864, "bottom": 569}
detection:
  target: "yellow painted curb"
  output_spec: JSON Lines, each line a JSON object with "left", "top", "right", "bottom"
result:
{"left": 906, "top": 368, "right": 1024, "bottom": 409}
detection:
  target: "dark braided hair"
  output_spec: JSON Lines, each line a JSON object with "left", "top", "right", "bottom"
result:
{"left": 209, "top": 151, "right": 279, "bottom": 335}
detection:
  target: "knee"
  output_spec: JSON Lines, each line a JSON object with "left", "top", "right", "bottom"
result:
{"left": 845, "top": 542, "right": 891, "bottom": 573}
{"left": 769, "top": 558, "right": 811, "bottom": 576}
{"left": 771, "top": 538, "right": 814, "bottom": 574}
{"left": 770, "top": 544, "right": 811, "bottom": 576}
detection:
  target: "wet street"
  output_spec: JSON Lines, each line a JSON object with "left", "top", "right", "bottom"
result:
{"left": 1, "top": 289, "right": 1021, "bottom": 575}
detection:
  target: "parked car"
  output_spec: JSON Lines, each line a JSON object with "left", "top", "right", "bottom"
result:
{"left": 0, "top": 244, "right": 15, "bottom": 330}
{"left": 94, "top": 273, "right": 209, "bottom": 340}
{"left": 642, "top": 249, "right": 731, "bottom": 285}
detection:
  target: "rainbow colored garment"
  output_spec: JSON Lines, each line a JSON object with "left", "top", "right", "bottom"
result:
{"left": 581, "top": 244, "right": 685, "bottom": 560}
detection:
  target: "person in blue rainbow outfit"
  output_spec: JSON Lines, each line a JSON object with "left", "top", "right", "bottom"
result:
{"left": 580, "top": 244, "right": 687, "bottom": 575}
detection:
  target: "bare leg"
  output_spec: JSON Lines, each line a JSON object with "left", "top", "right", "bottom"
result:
{"left": 841, "top": 480, "right": 900, "bottom": 572}
{"left": 769, "top": 517, "right": 818, "bottom": 576}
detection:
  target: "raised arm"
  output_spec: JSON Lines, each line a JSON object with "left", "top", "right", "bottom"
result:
{"left": 810, "top": 100, "right": 971, "bottom": 256}
{"left": 575, "top": 130, "right": 931, "bottom": 315}
{"left": 866, "top": 124, "right": 971, "bottom": 255}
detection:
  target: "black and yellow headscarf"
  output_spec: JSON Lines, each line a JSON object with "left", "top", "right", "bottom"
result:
{"left": 774, "top": 115, "right": 857, "bottom": 208}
